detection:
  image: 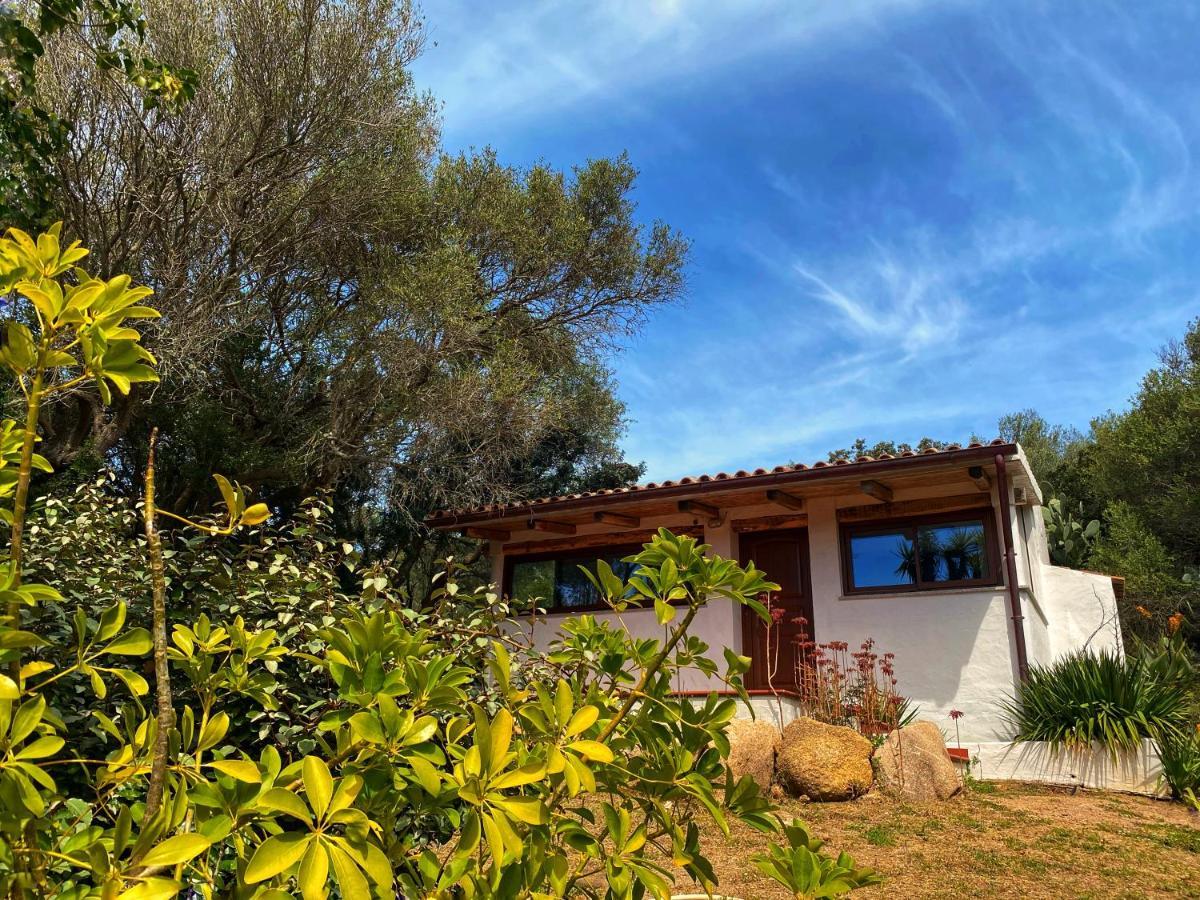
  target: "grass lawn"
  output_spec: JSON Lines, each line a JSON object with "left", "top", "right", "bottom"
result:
{"left": 707, "top": 782, "right": 1200, "bottom": 899}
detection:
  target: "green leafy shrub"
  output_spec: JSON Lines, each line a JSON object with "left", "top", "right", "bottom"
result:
{"left": 1004, "top": 648, "right": 1192, "bottom": 757}
{"left": 0, "top": 226, "right": 880, "bottom": 898}
{"left": 1158, "top": 730, "right": 1200, "bottom": 811}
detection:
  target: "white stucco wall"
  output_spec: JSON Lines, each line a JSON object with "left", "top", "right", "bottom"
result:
{"left": 969, "top": 739, "right": 1164, "bottom": 795}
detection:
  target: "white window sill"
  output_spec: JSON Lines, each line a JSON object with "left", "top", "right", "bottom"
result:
{"left": 837, "top": 585, "right": 1005, "bottom": 602}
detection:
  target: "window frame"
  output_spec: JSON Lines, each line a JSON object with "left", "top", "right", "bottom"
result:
{"left": 839, "top": 507, "right": 1002, "bottom": 596}
{"left": 502, "top": 542, "right": 650, "bottom": 614}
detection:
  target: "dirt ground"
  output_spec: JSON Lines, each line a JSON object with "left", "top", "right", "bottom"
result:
{"left": 704, "top": 781, "right": 1200, "bottom": 899}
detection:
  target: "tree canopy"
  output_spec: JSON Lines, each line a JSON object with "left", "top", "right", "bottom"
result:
{"left": 21, "top": 0, "right": 682, "bottom": 563}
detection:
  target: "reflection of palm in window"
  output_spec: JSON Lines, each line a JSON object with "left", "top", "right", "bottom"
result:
{"left": 892, "top": 536, "right": 917, "bottom": 583}
{"left": 894, "top": 526, "right": 985, "bottom": 582}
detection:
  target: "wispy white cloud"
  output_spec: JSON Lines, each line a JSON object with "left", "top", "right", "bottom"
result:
{"left": 416, "top": 0, "right": 958, "bottom": 139}
{"left": 791, "top": 260, "right": 967, "bottom": 358}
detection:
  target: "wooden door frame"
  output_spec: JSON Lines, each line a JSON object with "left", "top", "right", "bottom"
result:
{"left": 737, "top": 527, "right": 814, "bottom": 691}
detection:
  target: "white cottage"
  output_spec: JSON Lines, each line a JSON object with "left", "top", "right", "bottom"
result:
{"left": 426, "top": 441, "right": 1124, "bottom": 765}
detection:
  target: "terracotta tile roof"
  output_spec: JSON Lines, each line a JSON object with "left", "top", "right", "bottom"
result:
{"left": 426, "top": 439, "right": 1019, "bottom": 529}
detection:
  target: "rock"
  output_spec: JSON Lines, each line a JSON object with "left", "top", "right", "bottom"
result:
{"left": 776, "top": 717, "right": 874, "bottom": 801}
{"left": 872, "top": 721, "right": 962, "bottom": 802}
{"left": 724, "top": 718, "right": 780, "bottom": 790}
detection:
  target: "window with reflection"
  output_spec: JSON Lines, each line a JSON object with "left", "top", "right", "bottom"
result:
{"left": 842, "top": 512, "right": 996, "bottom": 594}
{"left": 506, "top": 547, "right": 642, "bottom": 611}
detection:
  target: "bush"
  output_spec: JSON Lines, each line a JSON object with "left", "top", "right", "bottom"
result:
{"left": 0, "top": 225, "right": 882, "bottom": 898}
{"left": 1158, "top": 731, "right": 1200, "bottom": 811}
{"left": 1004, "top": 648, "right": 1192, "bottom": 757}
{"left": 1006, "top": 630, "right": 1199, "bottom": 805}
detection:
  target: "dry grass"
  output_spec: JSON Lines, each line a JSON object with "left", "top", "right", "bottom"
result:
{"left": 701, "top": 782, "right": 1200, "bottom": 899}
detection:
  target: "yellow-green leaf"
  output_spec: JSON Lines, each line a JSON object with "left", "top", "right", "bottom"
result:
{"left": 492, "top": 796, "right": 548, "bottom": 825}
{"left": 208, "top": 759, "right": 262, "bottom": 783}
{"left": 327, "top": 773, "right": 362, "bottom": 816}
{"left": 490, "top": 761, "right": 546, "bottom": 791}
{"left": 245, "top": 832, "right": 312, "bottom": 883}
{"left": 408, "top": 756, "right": 441, "bottom": 795}
{"left": 117, "top": 877, "right": 185, "bottom": 900}
{"left": 567, "top": 740, "right": 614, "bottom": 763}
{"left": 15, "top": 735, "right": 64, "bottom": 760}
{"left": 482, "top": 812, "right": 506, "bottom": 870}
{"left": 241, "top": 502, "right": 270, "bottom": 526}
{"left": 564, "top": 705, "right": 599, "bottom": 738}
{"left": 327, "top": 844, "right": 371, "bottom": 900}
{"left": 102, "top": 628, "right": 153, "bottom": 656}
{"left": 258, "top": 788, "right": 312, "bottom": 824}
{"left": 488, "top": 708, "right": 513, "bottom": 777}
{"left": 297, "top": 840, "right": 330, "bottom": 900}
{"left": 197, "top": 712, "right": 230, "bottom": 752}
{"left": 303, "top": 756, "right": 333, "bottom": 820}
{"left": 139, "top": 833, "right": 213, "bottom": 868}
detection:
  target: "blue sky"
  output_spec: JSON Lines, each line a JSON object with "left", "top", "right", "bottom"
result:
{"left": 412, "top": 0, "right": 1200, "bottom": 481}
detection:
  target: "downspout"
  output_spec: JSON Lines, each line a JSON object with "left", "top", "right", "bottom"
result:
{"left": 995, "top": 453, "right": 1030, "bottom": 681}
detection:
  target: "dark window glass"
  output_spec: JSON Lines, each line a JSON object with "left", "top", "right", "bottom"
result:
{"left": 556, "top": 560, "right": 600, "bottom": 609}
{"left": 511, "top": 559, "right": 554, "bottom": 604}
{"left": 849, "top": 531, "right": 916, "bottom": 589}
{"left": 845, "top": 514, "right": 993, "bottom": 593}
{"left": 509, "top": 550, "right": 641, "bottom": 610}
{"left": 917, "top": 522, "right": 988, "bottom": 583}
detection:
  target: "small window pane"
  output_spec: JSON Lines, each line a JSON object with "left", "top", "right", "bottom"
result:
{"left": 849, "top": 531, "right": 916, "bottom": 588}
{"left": 511, "top": 559, "right": 555, "bottom": 603}
{"left": 917, "top": 521, "right": 988, "bottom": 583}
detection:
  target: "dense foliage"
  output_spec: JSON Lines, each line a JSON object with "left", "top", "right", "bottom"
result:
{"left": 1, "top": 0, "right": 194, "bottom": 229}
{"left": 0, "top": 228, "right": 879, "bottom": 900}
{"left": 25, "top": 0, "right": 676, "bottom": 589}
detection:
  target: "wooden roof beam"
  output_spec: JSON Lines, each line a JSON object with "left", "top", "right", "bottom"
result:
{"left": 594, "top": 510, "right": 640, "bottom": 528}
{"left": 465, "top": 525, "right": 511, "bottom": 541}
{"left": 678, "top": 499, "right": 721, "bottom": 521}
{"left": 858, "top": 480, "right": 893, "bottom": 503}
{"left": 766, "top": 489, "right": 805, "bottom": 511}
{"left": 529, "top": 518, "right": 575, "bottom": 535}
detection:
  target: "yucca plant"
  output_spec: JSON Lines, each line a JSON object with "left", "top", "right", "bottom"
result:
{"left": 1158, "top": 730, "right": 1200, "bottom": 810}
{"left": 1004, "top": 648, "right": 1192, "bottom": 758}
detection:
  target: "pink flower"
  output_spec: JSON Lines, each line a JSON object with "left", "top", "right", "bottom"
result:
{"left": 949, "top": 709, "right": 964, "bottom": 720}
{"left": 770, "top": 607, "right": 786, "bottom": 623}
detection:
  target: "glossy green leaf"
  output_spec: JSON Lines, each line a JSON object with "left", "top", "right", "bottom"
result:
{"left": 245, "top": 832, "right": 312, "bottom": 884}
{"left": 138, "top": 832, "right": 213, "bottom": 868}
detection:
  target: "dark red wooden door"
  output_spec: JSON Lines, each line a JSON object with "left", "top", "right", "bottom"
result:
{"left": 739, "top": 529, "right": 813, "bottom": 690}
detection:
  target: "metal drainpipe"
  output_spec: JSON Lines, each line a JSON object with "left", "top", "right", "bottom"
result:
{"left": 995, "top": 453, "right": 1030, "bottom": 681}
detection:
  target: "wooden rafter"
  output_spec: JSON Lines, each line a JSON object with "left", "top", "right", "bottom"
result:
{"left": 594, "top": 510, "right": 640, "bottom": 528}
{"left": 765, "top": 489, "right": 805, "bottom": 511}
{"left": 858, "top": 480, "right": 893, "bottom": 503}
{"left": 529, "top": 519, "right": 575, "bottom": 535}
{"left": 465, "top": 525, "right": 510, "bottom": 541}
{"left": 677, "top": 499, "right": 721, "bottom": 521}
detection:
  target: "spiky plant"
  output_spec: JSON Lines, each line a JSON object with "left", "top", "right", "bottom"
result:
{"left": 1004, "top": 648, "right": 1192, "bottom": 758}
